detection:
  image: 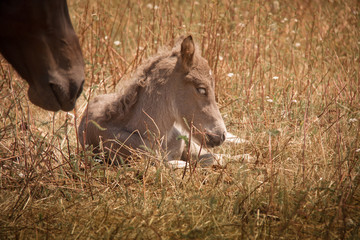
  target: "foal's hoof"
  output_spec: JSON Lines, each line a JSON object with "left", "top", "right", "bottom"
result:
{"left": 198, "top": 154, "right": 216, "bottom": 167}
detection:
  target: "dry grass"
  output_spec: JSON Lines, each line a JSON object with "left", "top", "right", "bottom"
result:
{"left": 1, "top": 0, "right": 359, "bottom": 239}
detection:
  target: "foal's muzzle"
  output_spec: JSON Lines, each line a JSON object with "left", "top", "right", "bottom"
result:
{"left": 205, "top": 131, "right": 226, "bottom": 147}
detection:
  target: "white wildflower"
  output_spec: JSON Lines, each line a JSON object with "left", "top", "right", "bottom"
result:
{"left": 356, "top": 149, "right": 360, "bottom": 153}
{"left": 349, "top": 118, "right": 358, "bottom": 123}
{"left": 104, "top": 36, "right": 108, "bottom": 40}
{"left": 291, "top": 99, "right": 297, "bottom": 103}
{"left": 295, "top": 42, "right": 301, "bottom": 48}
{"left": 146, "top": 3, "right": 158, "bottom": 9}
{"left": 272, "top": 1, "right": 280, "bottom": 12}
{"left": 219, "top": 56, "right": 224, "bottom": 61}
{"left": 114, "top": 40, "right": 120, "bottom": 46}
{"left": 272, "top": 76, "right": 279, "bottom": 80}
{"left": 227, "top": 73, "right": 234, "bottom": 77}
{"left": 266, "top": 96, "right": 274, "bottom": 102}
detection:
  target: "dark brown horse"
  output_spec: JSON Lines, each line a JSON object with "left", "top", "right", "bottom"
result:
{"left": 0, "top": 0, "right": 84, "bottom": 111}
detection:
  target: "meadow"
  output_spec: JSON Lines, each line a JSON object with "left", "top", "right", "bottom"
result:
{"left": 0, "top": 0, "right": 359, "bottom": 239}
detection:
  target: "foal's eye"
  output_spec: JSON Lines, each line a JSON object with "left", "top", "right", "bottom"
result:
{"left": 196, "top": 87, "right": 207, "bottom": 96}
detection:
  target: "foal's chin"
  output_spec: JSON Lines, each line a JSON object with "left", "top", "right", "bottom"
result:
{"left": 204, "top": 138, "right": 223, "bottom": 148}
{"left": 192, "top": 134, "right": 224, "bottom": 148}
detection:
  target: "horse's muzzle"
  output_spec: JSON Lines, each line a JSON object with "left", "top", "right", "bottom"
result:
{"left": 50, "top": 79, "right": 84, "bottom": 111}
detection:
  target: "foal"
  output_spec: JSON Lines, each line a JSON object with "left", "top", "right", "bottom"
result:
{"left": 78, "top": 36, "right": 226, "bottom": 166}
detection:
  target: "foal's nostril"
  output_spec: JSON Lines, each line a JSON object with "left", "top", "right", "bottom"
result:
{"left": 205, "top": 131, "right": 226, "bottom": 147}
{"left": 221, "top": 132, "right": 226, "bottom": 143}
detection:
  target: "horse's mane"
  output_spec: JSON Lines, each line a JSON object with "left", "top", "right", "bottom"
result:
{"left": 103, "top": 38, "right": 187, "bottom": 121}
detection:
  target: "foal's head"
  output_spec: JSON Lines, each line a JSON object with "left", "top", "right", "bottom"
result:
{"left": 171, "top": 36, "right": 226, "bottom": 147}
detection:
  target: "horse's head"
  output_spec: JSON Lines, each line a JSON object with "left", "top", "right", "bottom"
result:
{"left": 173, "top": 36, "right": 226, "bottom": 147}
{"left": 0, "top": 0, "right": 84, "bottom": 111}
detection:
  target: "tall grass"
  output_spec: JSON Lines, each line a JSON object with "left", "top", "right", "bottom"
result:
{"left": 1, "top": 0, "right": 359, "bottom": 239}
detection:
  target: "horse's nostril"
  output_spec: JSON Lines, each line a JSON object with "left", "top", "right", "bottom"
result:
{"left": 76, "top": 80, "right": 84, "bottom": 99}
{"left": 50, "top": 81, "right": 81, "bottom": 111}
{"left": 49, "top": 83, "right": 62, "bottom": 104}
{"left": 68, "top": 79, "right": 84, "bottom": 101}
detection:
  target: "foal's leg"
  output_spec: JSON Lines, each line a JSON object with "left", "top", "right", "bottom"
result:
{"left": 163, "top": 126, "right": 186, "bottom": 160}
{"left": 164, "top": 126, "right": 220, "bottom": 168}
{"left": 103, "top": 127, "right": 187, "bottom": 164}
{"left": 180, "top": 141, "right": 219, "bottom": 167}
{"left": 162, "top": 126, "right": 190, "bottom": 168}
{"left": 100, "top": 128, "right": 151, "bottom": 163}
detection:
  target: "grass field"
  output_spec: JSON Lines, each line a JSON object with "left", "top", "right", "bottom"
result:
{"left": 1, "top": 0, "right": 359, "bottom": 239}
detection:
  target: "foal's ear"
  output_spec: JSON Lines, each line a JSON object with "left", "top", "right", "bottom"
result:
{"left": 181, "top": 35, "right": 195, "bottom": 72}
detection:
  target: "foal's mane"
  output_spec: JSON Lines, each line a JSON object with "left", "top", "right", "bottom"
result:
{"left": 104, "top": 39, "right": 185, "bottom": 121}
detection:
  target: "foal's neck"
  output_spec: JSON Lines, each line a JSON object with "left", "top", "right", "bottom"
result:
{"left": 130, "top": 83, "right": 176, "bottom": 138}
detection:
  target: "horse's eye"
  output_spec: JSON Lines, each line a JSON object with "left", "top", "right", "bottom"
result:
{"left": 197, "top": 87, "right": 207, "bottom": 96}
